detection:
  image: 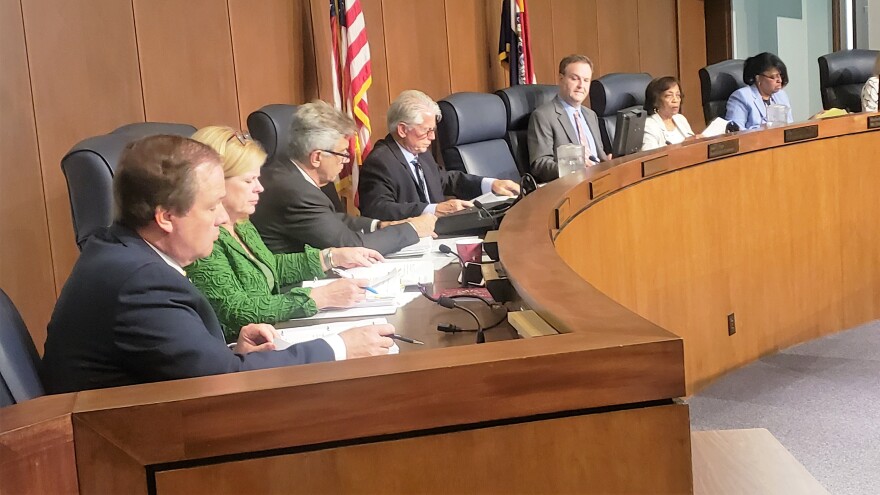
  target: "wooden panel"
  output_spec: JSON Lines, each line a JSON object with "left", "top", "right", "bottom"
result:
{"left": 21, "top": 0, "right": 145, "bottom": 293}
{"left": 637, "top": 0, "right": 679, "bottom": 78}
{"left": 0, "top": 414, "right": 78, "bottom": 494}
{"left": 677, "top": 0, "right": 708, "bottom": 130}
{"left": 382, "top": 0, "right": 451, "bottom": 101}
{"left": 596, "top": 0, "right": 641, "bottom": 75}
{"left": 549, "top": 0, "right": 600, "bottom": 74}
{"left": 445, "top": 0, "right": 492, "bottom": 93}
{"left": 361, "top": 0, "right": 391, "bottom": 138}
{"left": 0, "top": 0, "right": 56, "bottom": 351}
{"left": 154, "top": 404, "right": 693, "bottom": 495}
{"left": 228, "top": 0, "right": 312, "bottom": 129}
{"left": 133, "top": 0, "right": 239, "bottom": 128}
{"left": 704, "top": 0, "right": 733, "bottom": 64}
{"left": 525, "top": 0, "right": 557, "bottom": 83}
{"left": 73, "top": 417, "right": 149, "bottom": 495}
{"left": 692, "top": 429, "right": 829, "bottom": 494}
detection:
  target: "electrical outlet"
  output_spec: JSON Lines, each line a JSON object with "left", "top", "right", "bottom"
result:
{"left": 727, "top": 313, "right": 736, "bottom": 336}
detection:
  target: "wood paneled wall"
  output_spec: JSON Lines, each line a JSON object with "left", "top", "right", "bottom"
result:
{"left": 0, "top": 0, "right": 705, "bottom": 352}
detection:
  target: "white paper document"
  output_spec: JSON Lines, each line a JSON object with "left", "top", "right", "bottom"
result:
{"left": 385, "top": 236, "right": 433, "bottom": 258}
{"left": 702, "top": 117, "right": 730, "bottom": 138}
{"left": 275, "top": 318, "right": 399, "bottom": 355}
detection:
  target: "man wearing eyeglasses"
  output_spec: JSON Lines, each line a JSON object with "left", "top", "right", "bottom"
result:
{"left": 251, "top": 100, "right": 436, "bottom": 256}
{"left": 358, "top": 90, "right": 520, "bottom": 221}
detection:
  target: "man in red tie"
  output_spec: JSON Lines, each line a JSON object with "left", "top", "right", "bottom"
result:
{"left": 527, "top": 54, "right": 610, "bottom": 183}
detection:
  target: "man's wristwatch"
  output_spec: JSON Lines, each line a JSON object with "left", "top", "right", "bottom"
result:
{"left": 321, "top": 248, "right": 335, "bottom": 271}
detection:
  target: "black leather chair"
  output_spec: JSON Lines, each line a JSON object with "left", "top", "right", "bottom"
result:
{"left": 699, "top": 59, "right": 746, "bottom": 125}
{"left": 247, "top": 104, "right": 343, "bottom": 211}
{"left": 62, "top": 123, "right": 197, "bottom": 250}
{"left": 437, "top": 92, "right": 520, "bottom": 181}
{"left": 495, "top": 84, "right": 558, "bottom": 175}
{"left": 589, "top": 72, "right": 652, "bottom": 154}
{"left": 818, "top": 49, "right": 879, "bottom": 112}
{"left": 0, "top": 288, "right": 44, "bottom": 407}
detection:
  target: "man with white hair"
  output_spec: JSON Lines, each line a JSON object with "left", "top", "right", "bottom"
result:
{"left": 358, "top": 90, "right": 520, "bottom": 221}
{"left": 251, "top": 100, "right": 436, "bottom": 255}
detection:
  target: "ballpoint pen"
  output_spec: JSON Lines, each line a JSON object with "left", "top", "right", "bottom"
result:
{"left": 331, "top": 268, "right": 379, "bottom": 294}
{"left": 389, "top": 334, "right": 424, "bottom": 345}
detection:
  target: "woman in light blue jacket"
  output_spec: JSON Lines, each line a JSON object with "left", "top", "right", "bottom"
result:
{"left": 726, "top": 52, "right": 793, "bottom": 130}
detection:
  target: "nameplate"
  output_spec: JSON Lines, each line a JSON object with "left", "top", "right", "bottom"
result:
{"left": 868, "top": 115, "right": 880, "bottom": 129}
{"left": 707, "top": 139, "right": 739, "bottom": 159}
{"left": 554, "top": 198, "right": 571, "bottom": 229}
{"left": 589, "top": 174, "right": 615, "bottom": 200}
{"left": 784, "top": 124, "right": 818, "bottom": 143}
{"left": 641, "top": 155, "right": 669, "bottom": 178}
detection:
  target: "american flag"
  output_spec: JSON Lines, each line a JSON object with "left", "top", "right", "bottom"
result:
{"left": 499, "top": 0, "right": 536, "bottom": 86}
{"left": 330, "top": 0, "right": 373, "bottom": 203}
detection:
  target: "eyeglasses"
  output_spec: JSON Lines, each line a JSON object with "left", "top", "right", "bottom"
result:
{"left": 321, "top": 149, "right": 352, "bottom": 162}
{"left": 758, "top": 72, "right": 783, "bottom": 82}
{"left": 226, "top": 130, "right": 251, "bottom": 145}
{"left": 407, "top": 125, "right": 436, "bottom": 139}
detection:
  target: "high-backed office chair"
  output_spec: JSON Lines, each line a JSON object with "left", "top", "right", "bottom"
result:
{"left": 818, "top": 49, "right": 879, "bottom": 112}
{"left": 437, "top": 92, "right": 520, "bottom": 181}
{"left": 699, "top": 59, "right": 746, "bottom": 125}
{"left": 589, "top": 72, "right": 652, "bottom": 154}
{"left": 61, "top": 123, "right": 197, "bottom": 250}
{"left": 495, "top": 84, "right": 558, "bottom": 175}
{"left": 247, "top": 104, "right": 343, "bottom": 211}
{"left": 0, "top": 288, "right": 44, "bottom": 407}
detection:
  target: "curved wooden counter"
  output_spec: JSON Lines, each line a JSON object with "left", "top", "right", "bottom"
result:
{"left": 501, "top": 113, "right": 880, "bottom": 394}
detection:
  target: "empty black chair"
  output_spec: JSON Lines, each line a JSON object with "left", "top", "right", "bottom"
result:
{"left": 589, "top": 72, "right": 652, "bottom": 154}
{"left": 247, "top": 104, "right": 343, "bottom": 211}
{"left": 495, "top": 84, "right": 558, "bottom": 175}
{"left": 62, "top": 123, "right": 197, "bottom": 250}
{"left": 0, "top": 288, "right": 44, "bottom": 406}
{"left": 436, "top": 92, "right": 520, "bottom": 182}
{"left": 818, "top": 49, "right": 879, "bottom": 112}
{"left": 699, "top": 59, "right": 746, "bottom": 125}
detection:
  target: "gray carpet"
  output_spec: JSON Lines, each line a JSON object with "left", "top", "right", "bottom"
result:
{"left": 687, "top": 320, "right": 880, "bottom": 495}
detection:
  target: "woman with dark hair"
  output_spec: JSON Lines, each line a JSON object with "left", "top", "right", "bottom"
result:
{"left": 641, "top": 76, "right": 696, "bottom": 151}
{"left": 861, "top": 52, "right": 879, "bottom": 112}
{"left": 725, "top": 52, "right": 793, "bottom": 129}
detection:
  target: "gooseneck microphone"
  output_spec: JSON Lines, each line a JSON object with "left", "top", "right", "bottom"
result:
{"left": 472, "top": 200, "right": 499, "bottom": 230}
{"left": 438, "top": 243, "right": 464, "bottom": 265}
{"left": 437, "top": 297, "right": 486, "bottom": 343}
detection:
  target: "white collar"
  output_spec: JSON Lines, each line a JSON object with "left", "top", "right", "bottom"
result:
{"left": 394, "top": 139, "right": 418, "bottom": 164}
{"left": 143, "top": 240, "right": 186, "bottom": 276}
{"left": 292, "top": 159, "right": 321, "bottom": 189}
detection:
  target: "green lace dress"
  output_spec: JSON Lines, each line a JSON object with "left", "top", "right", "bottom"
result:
{"left": 187, "top": 220, "right": 325, "bottom": 342}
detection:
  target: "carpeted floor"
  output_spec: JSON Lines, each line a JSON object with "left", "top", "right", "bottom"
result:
{"left": 688, "top": 320, "right": 880, "bottom": 495}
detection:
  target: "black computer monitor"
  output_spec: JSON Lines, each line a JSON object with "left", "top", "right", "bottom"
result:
{"left": 612, "top": 106, "right": 647, "bottom": 157}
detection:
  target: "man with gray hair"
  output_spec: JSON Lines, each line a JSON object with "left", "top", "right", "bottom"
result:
{"left": 358, "top": 90, "right": 520, "bottom": 221}
{"left": 252, "top": 100, "right": 435, "bottom": 255}
{"left": 41, "top": 134, "right": 395, "bottom": 394}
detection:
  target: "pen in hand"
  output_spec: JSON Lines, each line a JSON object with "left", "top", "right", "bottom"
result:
{"left": 390, "top": 334, "right": 424, "bottom": 345}
{"left": 331, "top": 268, "right": 379, "bottom": 294}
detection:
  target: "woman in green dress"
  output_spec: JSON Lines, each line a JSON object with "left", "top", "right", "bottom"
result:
{"left": 187, "top": 126, "right": 383, "bottom": 341}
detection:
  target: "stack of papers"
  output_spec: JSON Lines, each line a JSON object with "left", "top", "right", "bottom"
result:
{"left": 275, "top": 318, "right": 399, "bottom": 355}
{"left": 386, "top": 236, "right": 433, "bottom": 258}
{"left": 702, "top": 117, "right": 730, "bottom": 138}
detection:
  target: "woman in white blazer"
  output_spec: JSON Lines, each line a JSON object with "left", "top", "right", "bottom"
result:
{"left": 641, "top": 76, "right": 696, "bottom": 151}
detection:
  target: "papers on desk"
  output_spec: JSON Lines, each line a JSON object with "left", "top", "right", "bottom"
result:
{"left": 472, "top": 191, "right": 515, "bottom": 205}
{"left": 275, "top": 318, "right": 399, "bottom": 355}
{"left": 386, "top": 236, "right": 433, "bottom": 258}
{"left": 702, "top": 117, "right": 730, "bottom": 138}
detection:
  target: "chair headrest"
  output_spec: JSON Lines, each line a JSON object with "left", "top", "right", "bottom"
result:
{"left": 437, "top": 93, "right": 507, "bottom": 148}
{"left": 590, "top": 72, "right": 652, "bottom": 118}
{"left": 0, "top": 288, "right": 44, "bottom": 404}
{"left": 699, "top": 59, "right": 746, "bottom": 102}
{"left": 819, "top": 49, "right": 879, "bottom": 87}
{"left": 247, "top": 104, "right": 299, "bottom": 161}
{"left": 495, "top": 84, "right": 558, "bottom": 130}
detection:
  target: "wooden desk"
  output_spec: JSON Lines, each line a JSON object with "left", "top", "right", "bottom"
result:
{"left": 11, "top": 115, "right": 875, "bottom": 493}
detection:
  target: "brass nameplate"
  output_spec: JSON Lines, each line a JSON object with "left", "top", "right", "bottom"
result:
{"left": 707, "top": 139, "right": 739, "bottom": 159}
{"left": 589, "top": 173, "right": 615, "bottom": 199}
{"left": 641, "top": 155, "right": 669, "bottom": 177}
{"left": 868, "top": 115, "right": 880, "bottom": 129}
{"left": 784, "top": 124, "right": 818, "bottom": 143}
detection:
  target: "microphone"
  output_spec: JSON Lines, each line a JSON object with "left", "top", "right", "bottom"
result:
{"left": 726, "top": 121, "right": 740, "bottom": 133}
{"left": 438, "top": 243, "right": 464, "bottom": 266}
{"left": 588, "top": 155, "right": 599, "bottom": 164}
{"left": 472, "top": 200, "right": 499, "bottom": 230}
{"left": 437, "top": 297, "right": 486, "bottom": 343}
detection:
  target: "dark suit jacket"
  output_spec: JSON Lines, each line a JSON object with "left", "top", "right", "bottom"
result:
{"left": 39, "top": 224, "right": 335, "bottom": 394}
{"left": 527, "top": 96, "right": 609, "bottom": 183}
{"left": 358, "top": 135, "right": 484, "bottom": 221}
{"left": 251, "top": 158, "right": 419, "bottom": 255}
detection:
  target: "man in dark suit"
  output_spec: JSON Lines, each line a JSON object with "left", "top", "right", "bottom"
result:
{"left": 251, "top": 101, "right": 436, "bottom": 255}
{"left": 40, "top": 135, "right": 394, "bottom": 394}
{"left": 528, "top": 54, "right": 610, "bottom": 183}
{"left": 358, "top": 90, "right": 520, "bottom": 221}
